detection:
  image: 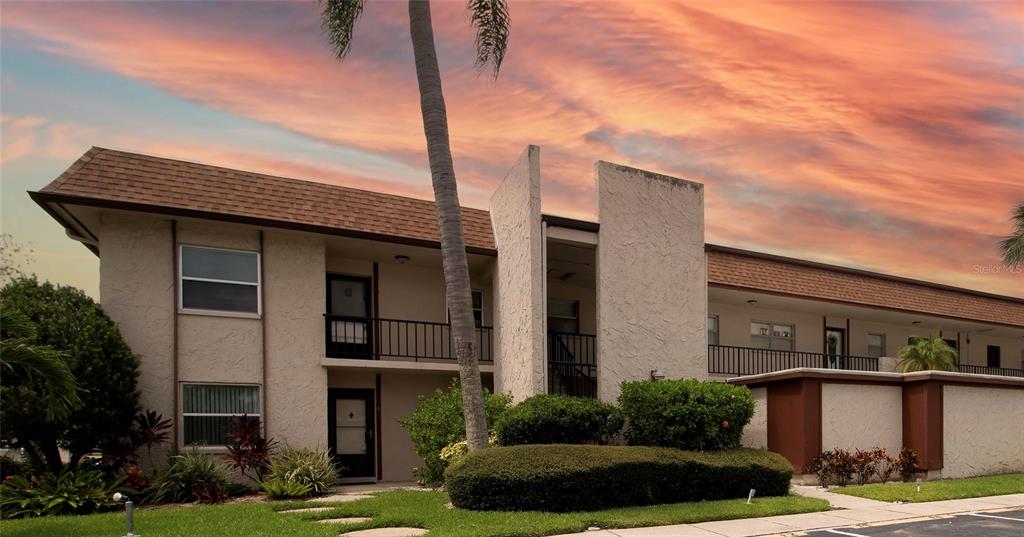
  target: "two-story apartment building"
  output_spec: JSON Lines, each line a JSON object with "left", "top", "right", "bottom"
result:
{"left": 31, "top": 146, "right": 1024, "bottom": 482}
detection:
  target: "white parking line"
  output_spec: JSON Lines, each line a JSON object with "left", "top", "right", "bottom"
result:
{"left": 967, "top": 512, "right": 1024, "bottom": 523}
{"left": 824, "top": 530, "right": 871, "bottom": 537}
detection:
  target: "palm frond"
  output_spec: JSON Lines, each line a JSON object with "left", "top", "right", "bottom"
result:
{"left": 1001, "top": 202, "right": 1024, "bottom": 268}
{"left": 1, "top": 308, "right": 81, "bottom": 418}
{"left": 468, "top": 0, "right": 510, "bottom": 77}
{"left": 320, "top": 0, "right": 365, "bottom": 60}
{"left": 895, "top": 332, "right": 957, "bottom": 373}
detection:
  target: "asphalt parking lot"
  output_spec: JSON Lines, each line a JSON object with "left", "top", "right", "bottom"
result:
{"left": 804, "top": 509, "right": 1024, "bottom": 537}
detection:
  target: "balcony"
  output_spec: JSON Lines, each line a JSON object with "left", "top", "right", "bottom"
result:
{"left": 957, "top": 364, "right": 1024, "bottom": 378}
{"left": 708, "top": 344, "right": 879, "bottom": 376}
{"left": 548, "top": 331, "right": 597, "bottom": 398}
{"left": 325, "top": 315, "right": 493, "bottom": 363}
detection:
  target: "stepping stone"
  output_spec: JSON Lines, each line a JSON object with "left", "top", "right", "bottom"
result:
{"left": 317, "top": 517, "right": 372, "bottom": 525}
{"left": 310, "top": 493, "right": 372, "bottom": 503}
{"left": 279, "top": 506, "right": 335, "bottom": 514}
{"left": 341, "top": 529, "right": 428, "bottom": 537}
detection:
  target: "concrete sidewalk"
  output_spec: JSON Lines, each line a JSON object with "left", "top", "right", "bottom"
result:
{"left": 547, "top": 488, "right": 1024, "bottom": 537}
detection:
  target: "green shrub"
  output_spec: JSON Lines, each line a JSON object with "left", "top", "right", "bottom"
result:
{"left": 445, "top": 445, "right": 792, "bottom": 512}
{"left": 265, "top": 446, "right": 337, "bottom": 497}
{"left": 495, "top": 395, "right": 623, "bottom": 446}
{"left": 261, "top": 477, "right": 314, "bottom": 499}
{"left": 618, "top": 379, "right": 754, "bottom": 451}
{"left": 146, "top": 449, "right": 230, "bottom": 504}
{"left": 398, "top": 379, "right": 511, "bottom": 485}
{"left": 0, "top": 469, "right": 121, "bottom": 518}
{"left": 0, "top": 455, "right": 30, "bottom": 481}
{"left": 0, "top": 278, "right": 140, "bottom": 471}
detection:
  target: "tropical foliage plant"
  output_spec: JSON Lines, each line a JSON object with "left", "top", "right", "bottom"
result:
{"left": 264, "top": 446, "right": 338, "bottom": 497}
{"left": 1000, "top": 202, "right": 1024, "bottom": 268}
{"left": 319, "top": 0, "right": 511, "bottom": 452}
{"left": 0, "top": 469, "right": 121, "bottom": 519}
{"left": 399, "top": 379, "right": 511, "bottom": 485}
{"left": 0, "top": 278, "right": 140, "bottom": 472}
{"left": 0, "top": 307, "right": 79, "bottom": 420}
{"left": 895, "top": 332, "right": 958, "bottom": 372}
{"left": 225, "top": 415, "right": 277, "bottom": 483}
{"left": 146, "top": 449, "right": 230, "bottom": 504}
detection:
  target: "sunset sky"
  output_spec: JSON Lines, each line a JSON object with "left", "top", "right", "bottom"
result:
{"left": 1, "top": 1, "right": 1022, "bottom": 297}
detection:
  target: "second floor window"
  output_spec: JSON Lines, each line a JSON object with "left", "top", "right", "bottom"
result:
{"left": 548, "top": 298, "right": 579, "bottom": 334}
{"left": 180, "top": 245, "right": 260, "bottom": 314}
{"left": 867, "top": 333, "right": 886, "bottom": 358}
{"left": 708, "top": 315, "right": 719, "bottom": 345}
{"left": 472, "top": 289, "right": 484, "bottom": 327}
{"left": 751, "top": 321, "right": 794, "bottom": 351}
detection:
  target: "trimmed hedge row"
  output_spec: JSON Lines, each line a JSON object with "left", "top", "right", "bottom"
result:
{"left": 445, "top": 444, "right": 792, "bottom": 512}
{"left": 619, "top": 379, "right": 754, "bottom": 451}
{"left": 495, "top": 395, "right": 623, "bottom": 446}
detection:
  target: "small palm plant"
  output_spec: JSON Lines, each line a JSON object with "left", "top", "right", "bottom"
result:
{"left": 0, "top": 307, "right": 80, "bottom": 418}
{"left": 1000, "top": 202, "right": 1024, "bottom": 268}
{"left": 895, "top": 332, "right": 958, "bottom": 372}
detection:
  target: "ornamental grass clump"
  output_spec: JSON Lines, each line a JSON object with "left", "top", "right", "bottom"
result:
{"left": 263, "top": 446, "right": 338, "bottom": 498}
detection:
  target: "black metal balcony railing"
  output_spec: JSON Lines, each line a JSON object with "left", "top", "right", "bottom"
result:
{"left": 957, "top": 364, "right": 1024, "bottom": 378}
{"left": 548, "top": 331, "right": 597, "bottom": 398}
{"left": 325, "top": 315, "right": 493, "bottom": 362}
{"left": 708, "top": 344, "right": 879, "bottom": 376}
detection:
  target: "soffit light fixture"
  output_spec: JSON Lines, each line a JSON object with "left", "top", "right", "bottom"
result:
{"left": 746, "top": 299, "right": 758, "bottom": 305}
{"left": 394, "top": 255, "right": 411, "bottom": 265}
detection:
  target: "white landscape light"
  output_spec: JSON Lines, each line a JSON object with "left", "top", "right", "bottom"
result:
{"left": 113, "top": 492, "right": 136, "bottom": 537}
{"left": 747, "top": 489, "right": 756, "bottom": 504}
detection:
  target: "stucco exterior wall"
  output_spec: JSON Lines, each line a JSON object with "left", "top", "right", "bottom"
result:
{"left": 99, "top": 213, "right": 175, "bottom": 451}
{"left": 820, "top": 383, "right": 902, "bottom": 455}
{"left": 489, "top": 145, "right": 545, "bottom": 400}
{"left": 597, "top": 162, "right": 706, "bottom": 400}
{"left": 741, "top": 387, "right": 768, "bottom": 449}
{"left": 943, "top": 385, "right": 1024, "bottom": 478}
{"left": 263, "top": 231, "right": 327, "bottom": 448}
{"left": 962, "top": 333, "right": 1024, "bottom": 369}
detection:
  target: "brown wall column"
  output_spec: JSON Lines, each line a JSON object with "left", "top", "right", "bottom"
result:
{"left": 902, "top": 381, "right": 943, "bottom": 471}
{"left": 767, "top": 379, "right": 822, "bottom": 473}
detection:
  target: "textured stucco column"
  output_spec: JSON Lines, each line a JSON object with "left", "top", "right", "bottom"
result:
{"left": 489, "top": 145, "right": 545, "bottom": 400}
{"left": 263, "top": 231, "right": 328, "bottom": 448}
{"left": 596, "top": 162, "right": 707, "bottom": 401}
{"left": 99, "top": 214, "right": 175, "bottom": 465}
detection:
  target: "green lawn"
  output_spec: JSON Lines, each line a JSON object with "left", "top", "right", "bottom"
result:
{"left": 0, "top": 489, "right": 829, "bottom": 537}
{"left": 833, "top": 473, "right": 1024, "bottom": 503}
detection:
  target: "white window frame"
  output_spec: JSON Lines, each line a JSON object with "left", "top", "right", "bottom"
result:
{"left": 179, "top": 382, "right": 262, "bottom": 448}
{"left": 750, "top": 320, "right": 795, "bottom": 351}
{"left": 178, "top": 244, "right": 262, "bottom": 316}
{"left": 708, "top": 315, "right": 719, "bottom": 346}
{"left": 867, "top": 333, "right": 886, "bottom": 358}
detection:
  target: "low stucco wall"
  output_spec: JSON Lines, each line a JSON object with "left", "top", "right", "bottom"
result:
{"left": 943, "top": 384, "right": 1024, "bottom": 478}
{"left": 596, "top": 162, "right": 707, "bottom": 401}
{"left": 820, "top": 383, "right": 902, "bottom": 455}
{"left": 741, "top": 387, "right": 767, "bottom": 449}
{"left": 490, "top": 146, "right": 545, "bottom": 400}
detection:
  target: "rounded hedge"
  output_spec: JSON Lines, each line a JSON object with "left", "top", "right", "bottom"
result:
{"left": 618, "top": 378, "right": 754, "bottom": 451}
{"left": 445, "top": 444, "right": 792, "bottom": 512}
{"left": 495, "top": 395, "right": 623, "bottom": 446}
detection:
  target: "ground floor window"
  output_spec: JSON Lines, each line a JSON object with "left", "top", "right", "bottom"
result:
{"left": 181, "top": 383, "right": 261, "bottom": 446}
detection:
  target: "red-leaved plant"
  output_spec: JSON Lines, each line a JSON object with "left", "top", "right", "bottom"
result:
{"left": 225, "top": 415, "right": 277, "bottom": 483}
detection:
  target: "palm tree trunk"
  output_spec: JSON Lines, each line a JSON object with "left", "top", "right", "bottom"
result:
{"left": 408, "top": 0, "right": 489, "bottom": 451}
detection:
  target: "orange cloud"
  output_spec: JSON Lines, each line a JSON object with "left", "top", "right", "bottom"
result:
{"left": 2, "top": 1, "right": 1021, "bottom": 296}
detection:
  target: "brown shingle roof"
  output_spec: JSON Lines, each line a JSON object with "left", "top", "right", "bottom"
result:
{"left": 706, "top": 246, "right": 1024, "bottom": 328}
{"left": 38, "top": 147, "right": 495, "bottom": 251}
{"left": 34, "top": 148, "right": 1023, "bottom": 328}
